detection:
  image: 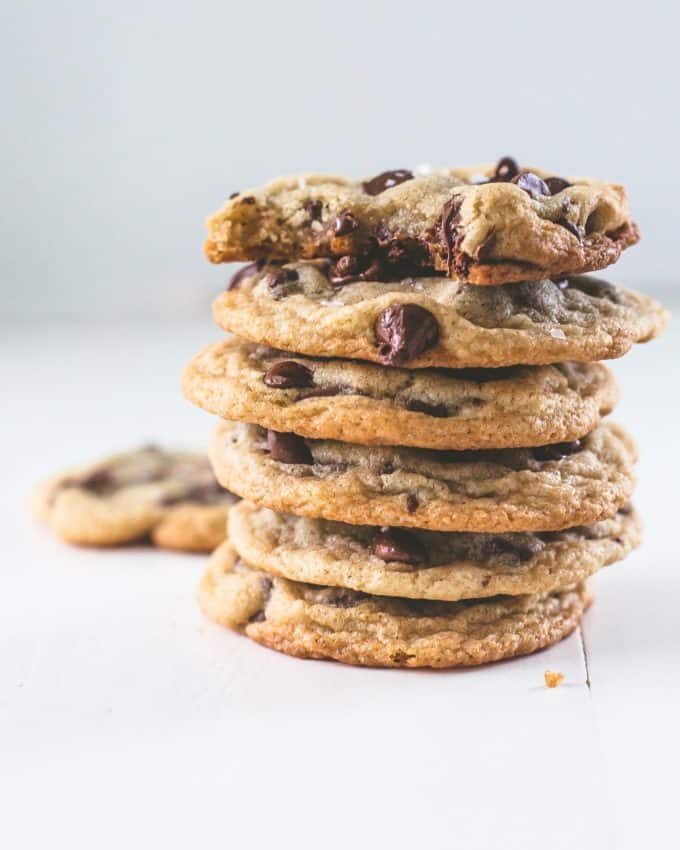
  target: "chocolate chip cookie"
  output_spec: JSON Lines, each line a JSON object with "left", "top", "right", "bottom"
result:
{"left": 228, "top": 502, "right": 640, "bottom": 601}
{"left": 212, "top": 264, "right": 667, "bottom": 369}
{"left": 205, "top": 158, "right": 638, "bottom": 285}
{"left": 31, "top": 446, "right": 238, "bottom": 552}
{"left": 209, "top": 421, "right": 636, "bottom": 532}
{"left": 182, "top": 338, "right": 618, "bottom": 450}
{"left": 199, "top": 542, "right": 592, "bottom": 667}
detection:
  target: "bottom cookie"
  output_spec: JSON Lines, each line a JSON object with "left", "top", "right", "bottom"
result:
{"left": 199, "top": 542, "right": 591, "bottom": 668}
{"left": 31, "top": 445, "right": 238, "bottom": 553}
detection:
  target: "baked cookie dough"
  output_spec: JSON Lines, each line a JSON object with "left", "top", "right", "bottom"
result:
{"left": 199, "top": 542, "right": 592, "bottom": 668}
{"left": 182, "top": 338, "right": 618, "bottom": 450}
{"left": 205, "top": 158, "right": 638, "bottom": 285}
{"left": 31, "top": 446, "right": 237, "bottom": 552}
{"left": 212, "top": 265, "right": 666, "bottom": 369}
{"left": 228, "top": 502, "right": 640, "bottom": 601}
{"left": 209, "top": 421, "right": 636, "bottom": 532}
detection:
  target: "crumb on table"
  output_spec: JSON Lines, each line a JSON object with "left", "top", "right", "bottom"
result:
{"left": 544, "top": 670, "right": 565, "bottom": 689}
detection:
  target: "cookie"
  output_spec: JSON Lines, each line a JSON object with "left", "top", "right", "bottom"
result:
{"left": 212, "top": 265, "right": 667, "bottom": 369}
{"left": 182, "top": 338, "right": 618, "bottom": 450}
{"left": 31, "top": 446, "right": 238, "bottom": 552}
{"left": 205, "top": 158, "right": 638, "bottom": 285}
{"left": 199, "top": 542, "right": 592, "bottom": 667}
{"left": 228, "top": 502, "right": 640, "bottom": 601}
{"left": 209, "top": 421, "right": 636, "bottom": 532}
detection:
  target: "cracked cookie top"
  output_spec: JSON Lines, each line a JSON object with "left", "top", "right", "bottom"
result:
{"left": 209, "top": 421, "right": 636, "bottom": 532}
{"left": 182, "top": 338, "right": 618, "bottom": 450}
{"left": 213, "top": 265, "right": 667, "bottom": 369}
{"left": 205, "top": 158, "right": 638, "bottom": 285}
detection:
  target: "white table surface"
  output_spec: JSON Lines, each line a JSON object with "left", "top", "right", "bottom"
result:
{"left": 1, "top": 315, "right": 678, "bottom": 850}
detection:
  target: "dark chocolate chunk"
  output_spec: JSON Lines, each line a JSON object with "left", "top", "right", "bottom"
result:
{"left": 229, "top": 191, "right": 240, "bottom": 200}
{"left": 512, "top": 172, "right": 551, "bottom": 200}
{"left": 559, "top": 219, "right": 582, "bottom": 239}
{"left": 226, "top": 260, "right": 265, "bottom": 291}
{"left": 263, "top": 361, "right": 314, "bottom": 389}
{"left": 545, "top": 176, "right": 571, "bottom": 195}
{"left": 374, "top": 304, "right": 439, "bottom": 365}
{"left": 372, "top": 527, "right": 428, "bottom": 567}
{"left": 333, "top": 211, "right": 359, "bottom": 236}
{"left": 533, "top": 439, "right": 582, "bottom": 462}
{"left": 263, "top": 267, "right": 299, "bottom": 290}
{"left": 79, "top": 467, "right": 114, "bottom": 493}
{"left": 362, "top": 169, "right": 414, "bottom": 196}
{"left": 405, "top": 399, "right": 448, "bottom": 417}
{"left": 266, "top": 430, "right": 313, "bottom": 464}
{"left": 334, "top": 255, "right": 360, "bottom": 278}
{"left": 379, "top": 460, "right": 396, "bottom": 475}
{"left": 304, "top": 199, "right": 323, "bottom": 221}
{"left": 481, "top": 536, "right": 545, "bottom": 563}
{"left": 439, "top": 196, "right": 465, "bottom": 276}
{"left": 493, "top": 157, "right": 520, "bottom": 182}
{"left": 405, "top": 494, "right": 419, "bottom": 514}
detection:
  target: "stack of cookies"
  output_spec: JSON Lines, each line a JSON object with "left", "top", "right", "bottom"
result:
{"left": 183, "top": 158, "right": 667, "bottom": 668}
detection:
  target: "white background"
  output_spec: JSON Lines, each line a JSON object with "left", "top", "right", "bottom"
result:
{"left": 1, "top": 0, "right": 679, "bottom": 318}
{"left": 2, "top": 2, "right": 679, "bottom": 848}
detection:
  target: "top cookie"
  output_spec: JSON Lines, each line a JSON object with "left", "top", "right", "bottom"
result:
{"left": 205, "top": 158, "right": 638, "bottom": 285}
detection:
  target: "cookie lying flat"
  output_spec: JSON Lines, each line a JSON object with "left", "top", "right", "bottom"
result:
{"left": 210, "top": 421, "right": 636, "bottom": 532}
{"left": 182, "top": 339, "right": 618, "bottom": 450}
{"left": 31, "top": 446, "right": 237, "bottom": 552}
{"left": 229, "top": 502, "right": 640, "bottom": 601}
{"left": 213, "top": 265, "right": 666, "bottom": 369}
{"left": 205, "top": 158, "right": 637, "bottom": 285}
{"left": 199, "top": 542, "right": 591, "bottom": 668}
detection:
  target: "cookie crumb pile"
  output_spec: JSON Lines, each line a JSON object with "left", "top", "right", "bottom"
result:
{"left": 184, "top": 157, "right": 667, "bottom": 667}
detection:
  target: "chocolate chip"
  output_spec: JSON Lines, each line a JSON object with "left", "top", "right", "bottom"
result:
{"left": 333, "top": 211, "right": 359, "bottom": 236}
{"left": 226, "top": 260, "right": 265, "bottom": 291}
{"left": 545, "top": 176, "right": 571, "bottom": 195}
{"left": 372, "top": 527, "right": 428, "bottom": 567}
{"left": 240, "top": 196, "right": 256, "bottom": 205}
{"left": 405, "top": 399, "right": 448, "bottom": 417}
{"left": 512, "top": 172, "right": 551, "bottom": 200}
{"left": 481, "top": 536, "right": 545, "bottom": 563}
{"left": 263, "top": 361, "right": 314, "bottom": 389}
{"left": 304, "top": 199, "right": 323, "bottom": 221}
{"left": 493, "top": 157, "right": 520, "bottom": 182}
{"left": 532, "top": 440, "right": 582, "bottom": 462}
{"left": 559, "top": 219, "right": 582, "bottom": 238}
{"left": 266, "top": 430, "right": 313, "bottom": 464}
{"left": 439, "top": 196, "right": 465, "bottom": 276}
{"left": 618, "top": 503, "right": 633, "bottom": 516}
{"left": 263, "top": 267, "right": 299, "bottom": 291}
{"left": 379, "top": 460, "right": 395, "bottom": 475}
{"left": 79, "top": 467, "right": 114, "bottom": 493}
{"left": 229, "top": 191, "right": 240, "bottom": 199}
{"left": 362, "top": 169, "right": 414, "bottom": 196}
{"left": 334, "top": 255, "right": 360, "bottom": 277}
{"left": 406, "top": 494, "right": 419, "bottom": 514}
{"left": 374, "top": 304, "right": 439, "bottom": 365}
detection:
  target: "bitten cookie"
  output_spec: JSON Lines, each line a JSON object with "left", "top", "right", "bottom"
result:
{"left": 205, "top": 158, "right": 638, "bottom": 285}
{"left": 199, "top": 542, "right": 592, "bottom": 668}
{"left": 213, "top": 265, "right": 667, "bottom": 369}
{"left": 228, "top": 502, "right": 641, "bottom": 601}
{"left": 209, "top": 421, "right": 636, "bottom": 532}
{"left": 31, "top": 446, "right": 238, "bottom": 552}
{"left": 182, "top": 338, "right": 618, "bottom": 450}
